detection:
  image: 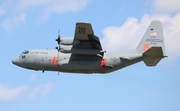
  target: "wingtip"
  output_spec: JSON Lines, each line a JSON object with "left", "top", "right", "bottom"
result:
{"left": 152, "top": 20, "right": 162, "bottom": 23}
{"left": 76, "top": 22, "right": 91, "bottom": 25}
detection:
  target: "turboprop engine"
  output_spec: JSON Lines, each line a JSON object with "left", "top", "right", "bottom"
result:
{"left": 60, "top": 46, "right": 104, "bottom": 55}
{"left": 60, "top": 38, "right": 80, "bottom": 45}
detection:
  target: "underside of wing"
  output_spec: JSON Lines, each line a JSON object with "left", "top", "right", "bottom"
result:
{"left": 72, "top": 22, "right": 104, "bottom": 55}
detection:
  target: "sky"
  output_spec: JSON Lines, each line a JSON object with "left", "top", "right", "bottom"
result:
{"left": 1, "top": 0, "right": 180, "bottom": 111}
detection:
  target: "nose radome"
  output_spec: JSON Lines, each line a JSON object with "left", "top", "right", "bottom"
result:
{"left": 12, "top": 58, "right": 19, "bottom": 65}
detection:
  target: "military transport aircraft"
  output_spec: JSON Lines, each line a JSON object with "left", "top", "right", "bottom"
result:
{"left": 12, "top": 20, "right": 167, "bottom": 74}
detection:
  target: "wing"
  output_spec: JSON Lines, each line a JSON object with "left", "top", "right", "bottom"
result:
{"left": 71, "top": 22, "right": 104, "bottom": 55}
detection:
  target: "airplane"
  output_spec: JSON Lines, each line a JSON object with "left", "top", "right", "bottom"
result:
{"left": 12, "top": 20, "right": 167, "bottom": 74}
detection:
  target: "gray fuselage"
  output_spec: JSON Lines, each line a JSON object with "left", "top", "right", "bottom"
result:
{"left": 12, "top": 49, "right": 142, "bottom": 74}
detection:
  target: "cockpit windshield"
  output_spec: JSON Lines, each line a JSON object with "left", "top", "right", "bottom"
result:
{"left": 20, "top": 50, "right": 29, "bottom": 56}
{"left": 24, "top": 50, "right": 29, "bottom": 54}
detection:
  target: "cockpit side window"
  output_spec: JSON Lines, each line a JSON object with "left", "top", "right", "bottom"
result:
{"left": 22, "top": 55, "right": 26, "bottom": 59}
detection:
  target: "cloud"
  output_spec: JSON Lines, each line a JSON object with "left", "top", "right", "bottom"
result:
{"left": 101, "top": 13, "right": 180, "bottom": 59}
{"left": 101, "top": 18, "right": 142, "bottom": 52}
{"left": 0, "top": 0, "right": 11, "bottom": 16}
{"left": 153, "top": 0, "right": 180, "bottom": 13}
{"left": 0, "top": 83, "right": 27, "bottom": 101}
{"left": 41, "top": 0, "right": 90, "bottom": 21}
{"left": 29, "top": 74, "right": 36, "bottom": 82}
{"left": 1, "top": 13, "right": 26, "bottom": 32}
{"left": 28, "top": 81, "right": 56, "bottom": 99}
{"left": 16, "top": 0, "right": 90, "bottom": 21}
{"left": 0, "top": 80, "right": 56, "bottom": 101}
{"left": 17, "top": 0, "right": 52, "bottom": 9}
{"left": 0, "top": 0, "right": 90, "bottom": 31}
{"left": 0, "top": 7, "right": 6, "bottom": 16}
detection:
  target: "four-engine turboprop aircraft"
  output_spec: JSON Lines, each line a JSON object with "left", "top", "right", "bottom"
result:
{"left": 12, "top": 20, "right": 167, "bottom": 74}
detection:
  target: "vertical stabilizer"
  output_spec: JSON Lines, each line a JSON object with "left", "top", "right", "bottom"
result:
{"left": 136, "top": 20, "right": 167, "bottom": 66}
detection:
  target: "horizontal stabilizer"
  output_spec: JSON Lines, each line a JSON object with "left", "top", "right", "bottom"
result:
{"left": 143, "top": 47, "right": 165, "bottom": 66}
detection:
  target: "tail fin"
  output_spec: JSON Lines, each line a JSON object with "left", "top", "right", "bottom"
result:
{"left": 136, "top": 20, "right": 167, "bottom": 66}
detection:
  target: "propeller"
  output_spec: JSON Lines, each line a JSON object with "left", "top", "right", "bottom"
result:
{"left": 55, "top": 30, "right": 61, "bottom": 51}
{"left": 55, "top": 30, "right": 61, "bottom": 75}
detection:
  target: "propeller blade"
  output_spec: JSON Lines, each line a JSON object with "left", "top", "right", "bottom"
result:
{"left": 55, "top": 46, "right": 58, "bottom": 50}
{"left": 55, "top": 30, "right": 61, "bottom": 52}
{"left": 58, "top": 30, "right": 60, "bottom": 38}
{"left": 55, "top": 30, "right": 61, "bottom": 44}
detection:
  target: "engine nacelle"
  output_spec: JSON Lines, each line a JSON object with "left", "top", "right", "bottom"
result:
{"left": 60, "top": 46, "right": 103, "bottom": 55}
{"left": 61, "top": 38, "right": 80, "bottom": 45}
